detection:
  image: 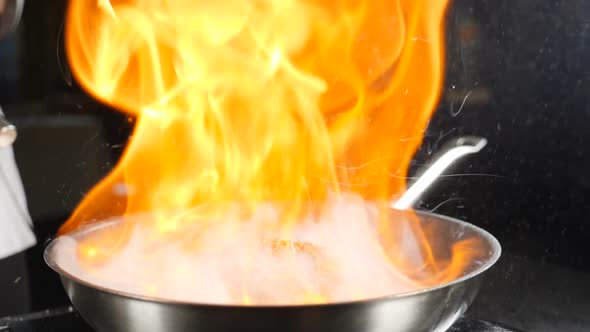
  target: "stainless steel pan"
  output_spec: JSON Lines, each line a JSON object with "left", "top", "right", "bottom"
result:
{"left": 44, "top": 136, "right": 500, "bottom": 332}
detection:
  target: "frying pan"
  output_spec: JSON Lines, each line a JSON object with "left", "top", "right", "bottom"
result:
{"left": 44, "top": 136, "right": 500, "bottom": 332}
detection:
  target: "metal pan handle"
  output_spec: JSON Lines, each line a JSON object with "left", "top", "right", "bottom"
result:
{"left": 392, "top": 136, "right": 487, "bottom": 210}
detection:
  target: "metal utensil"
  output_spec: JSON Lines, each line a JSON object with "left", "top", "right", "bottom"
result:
{"left": 0, "top": 0, "right": 24, "bottom": 39}
{"left": 44, "top": 136, "right": 500, "bottom": 332}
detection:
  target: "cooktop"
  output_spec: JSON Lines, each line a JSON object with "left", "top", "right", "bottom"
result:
{"left": 0, "top": 306, "right": 519, "bottom": 332}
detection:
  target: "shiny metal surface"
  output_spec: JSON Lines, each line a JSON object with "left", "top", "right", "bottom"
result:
{"left": 0, "top": 0, "right": 24, "bottom": 39}
{"left": 394, "top": 136, "right": 487, "bottom": 210}
{"left": 45, "top": 211, "right": 501, "bottom": 332}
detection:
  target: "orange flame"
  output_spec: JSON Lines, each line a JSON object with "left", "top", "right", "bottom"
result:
{"left": 59, "top": 0, "right": 476, "bottom": 302}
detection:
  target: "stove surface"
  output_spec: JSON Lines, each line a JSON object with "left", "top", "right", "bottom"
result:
{"left": 0, "top": 306, "right": 520, "bottom": 332}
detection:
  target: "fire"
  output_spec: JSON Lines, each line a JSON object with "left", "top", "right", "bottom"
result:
{"left": 58, "top": 0, "right": 479, "bottom": 303}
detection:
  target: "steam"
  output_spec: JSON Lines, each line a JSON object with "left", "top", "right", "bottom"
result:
{"left": 54, "top": 193, "right": 424, "bottom": 305}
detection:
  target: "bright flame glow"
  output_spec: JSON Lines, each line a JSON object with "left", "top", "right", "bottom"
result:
{"left": 58, "top": 0, "right": 482, "bottom": 304}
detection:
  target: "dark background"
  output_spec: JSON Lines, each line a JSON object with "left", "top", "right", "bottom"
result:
{"left": 0, "top": 0, "right": 589, "bottom": 331}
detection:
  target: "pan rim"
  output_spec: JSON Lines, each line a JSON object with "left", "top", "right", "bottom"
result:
{"left": 44, "top": 210, "right": 501, "bottom": 309}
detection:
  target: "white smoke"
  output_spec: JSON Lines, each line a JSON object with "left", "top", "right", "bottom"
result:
{"left": 53, "top": 193, "right": 424, "bottom": 305}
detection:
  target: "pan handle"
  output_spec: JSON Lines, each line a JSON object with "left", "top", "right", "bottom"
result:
{"left": 392, "top": 136, "right": 487, "bottom": 210}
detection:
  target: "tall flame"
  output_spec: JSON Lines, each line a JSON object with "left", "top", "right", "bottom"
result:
{"left": 59, "top": 0, "right": 473, "bottom": 303}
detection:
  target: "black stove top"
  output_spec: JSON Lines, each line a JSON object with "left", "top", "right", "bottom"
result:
{"left": 0, "top": 307, "right": 519, "bottom": 332}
